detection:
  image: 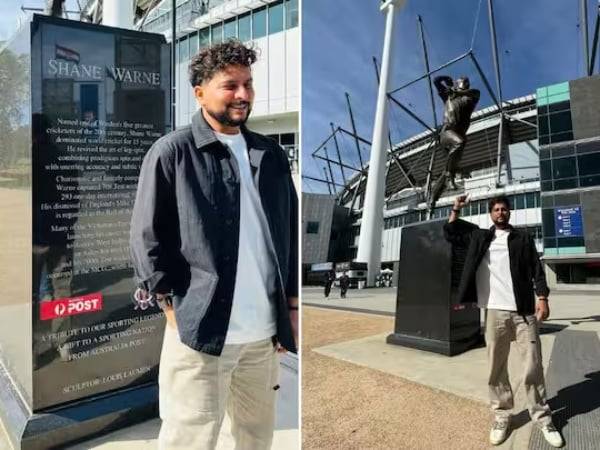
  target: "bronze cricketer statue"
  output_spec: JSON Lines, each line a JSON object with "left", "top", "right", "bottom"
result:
{"left": 428, "top": 75, "right": 480, "bottom": 211}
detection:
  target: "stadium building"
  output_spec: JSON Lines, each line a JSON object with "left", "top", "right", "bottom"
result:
{"left": 303, "top": 75, "right": 600, "bottom": 289}
{"left": 79, "top": 0, "right": 299, "bottom": 172}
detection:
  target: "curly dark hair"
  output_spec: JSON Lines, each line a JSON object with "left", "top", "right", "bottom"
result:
{"left": 188, "top": 39, "right": 257, "bottom": 87}
{"left": 488, "top": 195, "right": 511, "bottom": 212}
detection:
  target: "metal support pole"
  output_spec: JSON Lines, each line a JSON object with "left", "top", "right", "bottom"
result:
{"left": 582, "top": 0, "right": 590, "bottom": 75}
{"left": 331, "top": 123, "right": 348, "bottom": 186}
{"left": 323, "top": 168, "right": 332, "bottom": 194}
{"left": 506, "top": 113, "right": 537, "bottom": 129}
{"left": 424, "top": 138, "right": 437, "bottom": 202}
{"left": 390, "top": 154, "right": 416, "bottom": 188}
{"left": 418, "top": 15, "right": 438, "bottom": 129}
{"left": 387, "top": 94, "right": 435, "bottom": 132}
{"left": 356, "top": 0, "right": 405, "bottom": 286}
{"left": 389, "top": 51, "right": 471, "bottom": 94}
{"left": 470, "top": 53, "right": 502, "bottom": 110}
{"left": 311, "top": 132, "right": 336, "bottom": 156}
{"left": 323, "top": 146, "right": 336, "bottom": 193}
{"left": 302, "top": 175, "right": 346, "bottom": 190}
{"left": 495, "top": 114, "right": 504, "bottom": 186}
{"left": 338, "top": 127, "right": 372, "bottom": 145}
{"left": 345, "top": 93, "right": 365, "bottom": 169}
{"left": 487, "top": 0, "right": 504, "bottom": 107}
{"left": 312, "top": 154, "right": 363, "bottom": 173}
{"left": 590, "top": 6, "right": 600, "bottom": 74}
{"left": 171, "top": 0, "right": 177, "bottom": 130}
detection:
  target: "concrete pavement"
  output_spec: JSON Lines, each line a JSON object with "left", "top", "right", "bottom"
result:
{"left": 304, "top": 285, "right": 600, "bottom": 450}
{"left": 0, "top": 354, "right": 298, "bottom": 450}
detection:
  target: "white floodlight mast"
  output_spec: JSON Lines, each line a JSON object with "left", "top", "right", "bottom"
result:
{"left": 356, "top": 0, "right": 406, "bottom": 286}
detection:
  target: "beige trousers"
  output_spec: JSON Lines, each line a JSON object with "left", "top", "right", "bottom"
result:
{"left": 158, "top": 325, "right": 279, "bottom": 450}
{"left": 485, "top": 309, "right": 552, "bottom": 426}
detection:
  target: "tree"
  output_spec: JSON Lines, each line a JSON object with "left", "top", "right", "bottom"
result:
{"left": 0, "top": 45, "right": 29, "bottom": 171}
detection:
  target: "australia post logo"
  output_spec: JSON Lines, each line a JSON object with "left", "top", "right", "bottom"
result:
{"left": 40, "top": 293, "right": 103, "bottom": 320}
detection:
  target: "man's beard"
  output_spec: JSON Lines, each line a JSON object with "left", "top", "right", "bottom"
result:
{"left": 205, "top": 103, "right": 251, "bottom": 127}
{"left": 492, "top": 216, "right": 509, "bottom": 229}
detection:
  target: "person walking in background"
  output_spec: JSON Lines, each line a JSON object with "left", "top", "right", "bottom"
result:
{"left": 323, "top": 270, "right": 335, "bottom": 298}
{"left": 130, "top": 40, "right": 298, "bottom": 450}
{"left": 339, "top": 271, "right": 350, "bottom": 299}
{"left": 444, "top": 194, "right": 564, "bottom": 448}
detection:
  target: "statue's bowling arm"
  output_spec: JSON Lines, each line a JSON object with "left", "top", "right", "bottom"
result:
{"left": 434, "top": 75, "right": 453, "bottom": 101}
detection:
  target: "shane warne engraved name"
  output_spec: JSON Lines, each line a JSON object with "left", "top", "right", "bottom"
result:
{"left": 48, "top": 59, "right": 161, "bottom": 85}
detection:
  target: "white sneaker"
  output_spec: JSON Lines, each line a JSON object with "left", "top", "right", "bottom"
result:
{"left": 540, "top": 423, "right": 564, "bottom": 448}
{"left": 489, "top": 421, "right": 509, "bottom": 445}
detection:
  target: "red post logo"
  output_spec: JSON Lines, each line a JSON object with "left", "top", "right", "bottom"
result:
{"left": 40, "top": 293, "right": 103, "bottom": 320}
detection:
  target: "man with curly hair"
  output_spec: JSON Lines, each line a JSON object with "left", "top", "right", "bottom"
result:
{"left": 130, "top": 40, "right": 298, "bottom": 450}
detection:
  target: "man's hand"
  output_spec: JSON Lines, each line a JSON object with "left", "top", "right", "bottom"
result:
{"left": 535, "top": 297, "right": 550, "bottom": 322}
{"left": 454, "top": 194, "right": 469, "bottom": 210}
{"left": 278, "top": 297, "right": 299, "bottom": 353}
{"left": 449, "top": 194, "right": 470, "bottom": 222}
{"left": 157, "top": 293, "right": 177, "bottom": 330}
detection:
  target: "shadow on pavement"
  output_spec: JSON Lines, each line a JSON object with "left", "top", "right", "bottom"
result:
{"left": 549, "top": 370, "right": 600, "bottom": 431}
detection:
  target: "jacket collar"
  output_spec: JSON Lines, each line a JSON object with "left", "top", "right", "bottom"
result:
{"left": 191, "top": 109, "right": 270, "bottom": 151}
{"left": 488, "top": 224, "right": 515, "bottom": 240}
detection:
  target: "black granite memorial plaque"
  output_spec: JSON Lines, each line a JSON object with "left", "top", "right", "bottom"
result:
{"left": 0, "top": 15, "right": 170, "bottom": 449}
{"left": 386, "top": 218, "right": 482, "bottom": 356}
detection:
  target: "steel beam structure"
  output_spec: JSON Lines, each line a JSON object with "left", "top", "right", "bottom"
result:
{"left": 582, "top": 0, "right": 590, "bottom": 75}
{"left": 418, "top": 15, "right": 439, "bottom": 129}
{"left": 345, "top": 93, "right": 365, "bottom": 170}
{"left": 590, "top": 5, "right": 600, "bottom": 74}
{"left": 331, "top": 122, "right": 347, "bottom": 185}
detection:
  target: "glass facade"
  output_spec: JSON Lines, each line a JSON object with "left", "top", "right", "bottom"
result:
{"left": 175, "top": 1, "right": 299, "bottom": 57}
{"left": 238, "top": 13, "right": 251, "bottom": 42}
{"left": 383, "top": 192, "right": 541, "bottom": 230}
{"left": 537, "top": 78, "right": 600, "bottom": 263}
{"left": 268, "top": 1, "right": 284, "bottom": 34}
{"left": 541, "top": 192, "right": 586, "bottom": 255}
{"left": 539, "top": 140, "right": 600, "bottom": 192}
{"left": 536, "top": 82, "right": 573, "bottom": 145}
{"left": 267, "top": 132, "right": 298, "bottom": 172}
{"left": 306, "top": 222, "right": 320, "bottom": 234}
{"left": 253, "top": 7, "right": 267, "bottom": 39}
{"left": 286, "top": 0, "right": 299, "bottom": 29}
{"left": 224, "top": 18, "right": 237, "bottom": 40}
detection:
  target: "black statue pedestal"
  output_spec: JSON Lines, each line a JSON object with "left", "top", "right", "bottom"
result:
{"left": 386, "top": 218, "right": 482, "bottom": 356}
{"left": 0, "top": 15, "right": 170, "bottom": 449}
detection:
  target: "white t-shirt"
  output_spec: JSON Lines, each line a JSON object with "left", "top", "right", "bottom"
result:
{"left": 214, "top": 131, "right": 277, "bottom": 344}
{"left": 475, "top": 228, "right": 518, "bottom": 311}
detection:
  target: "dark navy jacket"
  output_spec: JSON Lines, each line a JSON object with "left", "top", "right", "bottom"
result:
{"left": 443, "top": 219, "right": 550, "bottom": 315}
{"left": 130, "top": 111, "right": 298, "bottom": 355}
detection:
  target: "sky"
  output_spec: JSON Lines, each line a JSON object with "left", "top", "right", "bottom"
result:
{"left": 0, "top": 0, "right": 80, "bottom": 42}
{"left": 0, "top": 0, "right": 597, "bottom": 195}
{"left": 301, "top": 0, "right": 597, "bottom": 193}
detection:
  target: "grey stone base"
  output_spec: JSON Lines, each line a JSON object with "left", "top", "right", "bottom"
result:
{"left": 386, "top": 331, "right": 483, "bottom": 357}
{"left": 0, "top": 362, "right": 158, "bottom": 450}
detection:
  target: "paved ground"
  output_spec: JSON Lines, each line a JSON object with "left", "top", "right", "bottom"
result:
{"left": 0, "top": 354, "right": 298, "bottom": 450}
{"left": 302, "top": 305, "right": 489, "bottom": 450}
{"left": 302, "top": 286, "right": 600, "bottom": 450}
